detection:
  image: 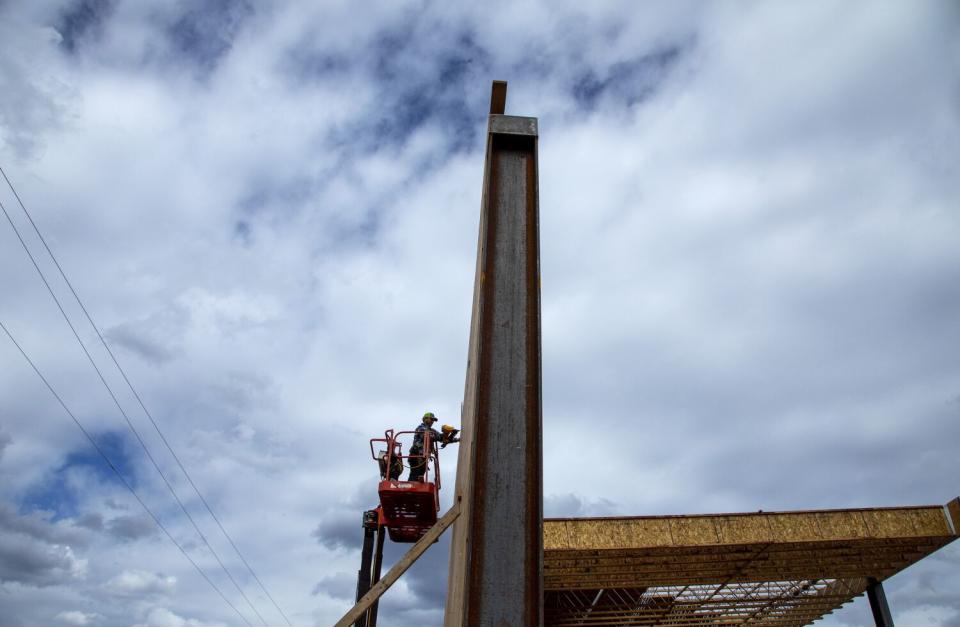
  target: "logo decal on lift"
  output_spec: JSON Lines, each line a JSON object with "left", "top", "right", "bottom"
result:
{"left": 392, "top": 482, "right": 414, "bottom": 489}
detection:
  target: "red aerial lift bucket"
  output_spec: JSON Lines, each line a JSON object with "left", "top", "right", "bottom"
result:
{"left": 370, "top": 429, "right": 442, "bottom": 543}
{"left": 377, "top": 479, "right": 438, "bottom": 542}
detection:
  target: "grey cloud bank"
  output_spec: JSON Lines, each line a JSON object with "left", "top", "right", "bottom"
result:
{"left": 1, "top": 1, "right": 958, "bottom": 626}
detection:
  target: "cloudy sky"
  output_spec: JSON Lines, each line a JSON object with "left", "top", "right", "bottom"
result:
{"left": 1, "top": 1, "right": 959, "bottom": 626}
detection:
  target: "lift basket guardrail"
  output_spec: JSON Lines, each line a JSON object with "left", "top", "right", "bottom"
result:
{"left": 369, "top": 429, "right": 441, "bottom": 543}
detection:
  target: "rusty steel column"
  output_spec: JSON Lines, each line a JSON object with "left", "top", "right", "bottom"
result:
{"left": 367, "top": 528, "right": 385, "bottom": 627}
{"left": 354, "top": 510, "right": 379, "bottom": 627}
{"left": 867, "top": 579, "right": 895, "bottom": 627}
{"left": 445, "top": 81, "right": 543, "bottom": 626}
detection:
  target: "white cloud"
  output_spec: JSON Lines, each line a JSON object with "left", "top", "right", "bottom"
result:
{"left": 132, "top": 607, "right": 226, "bottom": 627}
{"left": 56, "top": 610, "right": 101, "bottom": 625}
{"left": 106, "top": 570, "right": 176, "bottom": 596}
{"left": 0, "top": 526, "right": 88, "bottom": 587}
{"left": 898, "top": 605, "right": 960, "bottom": 627}
{"left": 1, "top": 1, "right": 958, "bottom": 625}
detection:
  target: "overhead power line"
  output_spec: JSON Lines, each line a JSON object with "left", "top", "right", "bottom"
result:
{"left": 0, "top": 319, "right": 255, "bottom": 627}
{"left": 0, "top": 179, "right": 279, "bottom": 626}
{"left": 1, "top": 195, "right": 268, "bottom": 626}
{"left": 0, "top": 166, "right": 293, "bottom": 627}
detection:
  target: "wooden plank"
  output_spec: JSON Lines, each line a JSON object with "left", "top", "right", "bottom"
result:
{"left": 443, "top": 86, "right": 496, "bottom": 626}
{"left": 489, "top": 80, "right": 507, "bottom": 114}
{"left": 334, "top": 503, "right": 460, "bottom": 627}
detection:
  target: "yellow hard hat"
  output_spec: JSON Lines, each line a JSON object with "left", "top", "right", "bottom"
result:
{"left": 441, "top": 424, "right": 456, "bottom": 433}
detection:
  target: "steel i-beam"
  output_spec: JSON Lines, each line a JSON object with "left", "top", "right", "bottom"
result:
{"left": 445, "top": 81, "right": 543, "bottom": 626}
{"left": 367, "top": 526, "right": 385, "bottom": 627}
{"left": 354, "top": 511, "right": 377, "bottom": 627}
{"left": 867, "top": 579, "right": 895, "bottom": 627}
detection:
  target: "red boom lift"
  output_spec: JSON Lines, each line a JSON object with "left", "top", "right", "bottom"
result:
{"left": 369, "top": 428, "right": 442, "bottom": 542}
{"left": 352, "top": 428, "right": 445, "bottom": 627}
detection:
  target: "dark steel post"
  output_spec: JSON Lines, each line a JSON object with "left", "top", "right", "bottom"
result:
{"left": 445, "top": 81, "right": 543, "bottom": 626}
{"left": 368, "top": 525, "right": 386, "bottom": 627}
{"left": 354, "top": 510, "right": 378, "bottom": 627}
{"left": 867, "top": 579, "right": 895, "bottom": 627}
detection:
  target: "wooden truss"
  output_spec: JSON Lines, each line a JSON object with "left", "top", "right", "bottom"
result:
{"left": 543, "top": 499, "right": 959, "bottom": 626}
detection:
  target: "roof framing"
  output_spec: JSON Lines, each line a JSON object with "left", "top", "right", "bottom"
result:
{"left": 543, "top": 499, "right": 959, "bottom": 626}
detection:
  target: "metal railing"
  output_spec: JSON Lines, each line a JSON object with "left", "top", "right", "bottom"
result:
{"left": 369, "top": 429, "right": 441, "bottom": 490}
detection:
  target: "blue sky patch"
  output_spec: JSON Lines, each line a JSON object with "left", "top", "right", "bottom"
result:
{"left": 56, "top": 0, "right": 114, "bottom": 54}
{"left": 362, "top": 25, "right": 490, "bottom": 153}
{"left": 572, "top": 45, "right": 685, "bottom": 111}
{"left": 4, "top": 4, "right": 959, "bottom": 624}
{"left": 233, "top": 219, "right": 252, "bottom": 246}
{"left": 281, "top": 48, "right": 351, "bottom": 83}
{"left": 165, "top": 0, "right": 253, "bottom": 73}
{"left": 363, "top": 72, "right": 482, "bottom": 155}
{"left": 20, "top": 431, "right": 137, "bottom": 520}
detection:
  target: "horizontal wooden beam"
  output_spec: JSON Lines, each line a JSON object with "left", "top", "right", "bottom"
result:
{"left": 545, "top": 503, "right": 958, "bottom": 551}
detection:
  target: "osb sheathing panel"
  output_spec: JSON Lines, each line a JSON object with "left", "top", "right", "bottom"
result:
{"left": 541, "top": 520, "right": 567, "bottom": 549}
{"left": 544, "top": 505, "right": 956, "bottom": 551}
{"left": 910, "top": 508, "right": 952, "bottom": 535}
{"left": 622, "top": 518, "right": 674, "bottom": 547}
{"left": 815, "top": 512, "right": 869, "bottom": 539}
{"left": 860, "top": 510, "right": 907, "bottom": 536}
{"left": 715, "top": 514, "right": 774, "bottom": 544}
{"left": 766, "top": 513, "right": 823, "bottom": 542}
{"left": 556, "top": 518, "right": 674, "bottom": 550}
{"left": 543, "top": 504, "right": 958, "bottom": 595}
{"left": 669, "top": 516, "right": 721, "bottom": 545}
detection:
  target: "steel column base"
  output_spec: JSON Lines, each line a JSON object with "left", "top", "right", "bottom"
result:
{"left": 867, "top": 578, "right": 894, "bottom": 627}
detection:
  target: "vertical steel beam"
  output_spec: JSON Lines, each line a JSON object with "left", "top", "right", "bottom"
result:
{"left": 867, "top": 579, "right": 895, "bottom": 627}
{"left": 445, "top": 81, "right": 543, "bottom": 626}
{"left": 367, "top": 526, "right": 386, "bottom": 627}
{"left": 354, "top": 512, "right": 377, "bottom": 627}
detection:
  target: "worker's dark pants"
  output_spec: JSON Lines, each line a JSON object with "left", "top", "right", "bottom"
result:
{"left": 408, "top": 451, "right": 426, "bottom": 482}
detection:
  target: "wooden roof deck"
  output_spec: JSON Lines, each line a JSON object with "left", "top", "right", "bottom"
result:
{"left": 542, "top": 499, "right": 959, "bottom": 626}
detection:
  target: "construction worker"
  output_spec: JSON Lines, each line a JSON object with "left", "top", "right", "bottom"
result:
{"left": 408, "top": 412, "right": 459, "bottom": 481}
